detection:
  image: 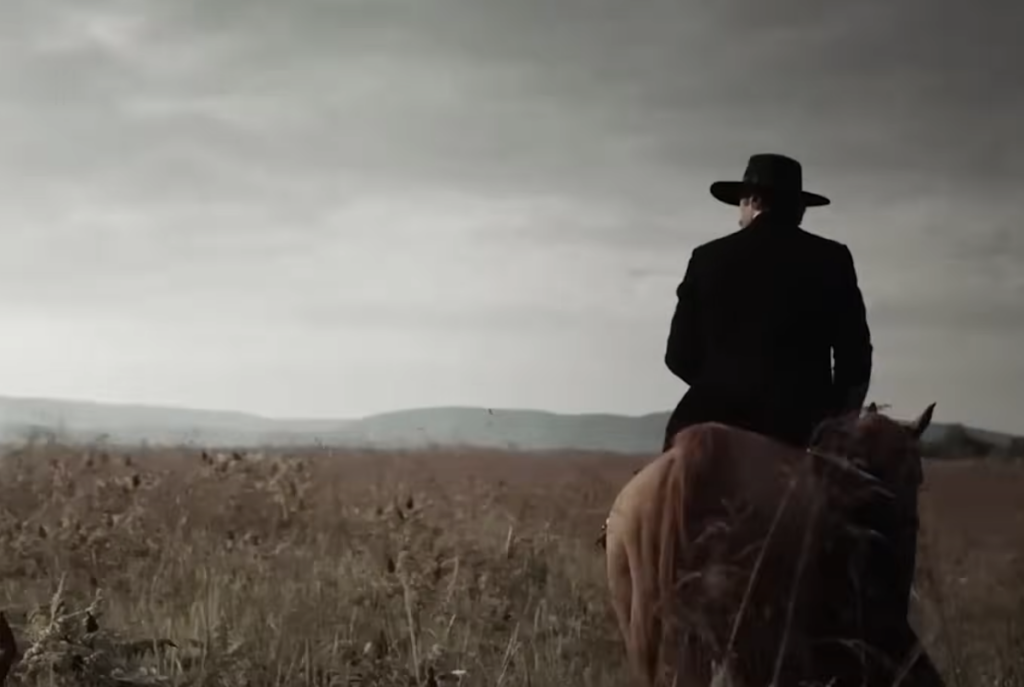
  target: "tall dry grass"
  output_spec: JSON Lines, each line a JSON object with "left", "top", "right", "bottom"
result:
{"left": 0, "top": 441, "right": 1019, "bottom": 687}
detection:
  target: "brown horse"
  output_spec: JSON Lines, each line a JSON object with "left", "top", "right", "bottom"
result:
{"left": 604, "top": 404, "right": 939, "bottom": 687}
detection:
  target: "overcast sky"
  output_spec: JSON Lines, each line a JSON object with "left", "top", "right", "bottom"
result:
{"left": 0, "top": 0, "right": 1020, "bottom": 431}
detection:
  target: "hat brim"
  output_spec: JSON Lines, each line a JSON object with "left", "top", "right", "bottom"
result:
{"left": 709, "top": 181, "right": 830, "bottom": 208}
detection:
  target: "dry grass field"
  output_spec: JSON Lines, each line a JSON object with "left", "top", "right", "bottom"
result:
{"left": 0, "top": 441, "right": 1021, "bottom": 687}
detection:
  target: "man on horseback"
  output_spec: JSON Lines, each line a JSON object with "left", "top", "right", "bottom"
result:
{"left": 663, "top": 153, "right": 872, "bottom": 451}
{"left": 656, "top": 154, "right": 940, "bottom": 685}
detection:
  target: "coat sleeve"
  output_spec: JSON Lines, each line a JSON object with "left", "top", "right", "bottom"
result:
{"left": 664, "top": 249, "right": 702, "bottom": 385}
{"left": 831, "top": 245, "right": 873, "bottom": 412}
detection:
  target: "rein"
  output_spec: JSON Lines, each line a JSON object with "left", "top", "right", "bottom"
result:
{"left": 804, "top": 447, "right": 884, "bottom": 486}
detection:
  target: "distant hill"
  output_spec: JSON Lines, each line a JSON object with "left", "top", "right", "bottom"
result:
{"left": 334, "top": 407, "right": 671, "bottom": 453}
{"left": 0, "top": 395, "right": 1018, "bottom": 457}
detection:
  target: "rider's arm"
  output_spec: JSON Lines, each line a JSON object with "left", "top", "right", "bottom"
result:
{"left": 831, "top": 244, "right": 873, "bottom": 413}
{"left": 665, "top": 249, "right": 702, "bottom": 384}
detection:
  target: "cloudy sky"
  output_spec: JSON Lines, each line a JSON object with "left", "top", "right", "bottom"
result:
{"left": 0, "top": 0, "right": 1020, "bottom": 431}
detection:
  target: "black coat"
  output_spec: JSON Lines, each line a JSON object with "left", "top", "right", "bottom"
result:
{"left": 663, "top": 212, "right": 873, "bottom": 449}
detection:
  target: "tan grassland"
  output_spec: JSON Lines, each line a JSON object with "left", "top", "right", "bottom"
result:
{"left": 0, "top": 442, "right": 1021, "bottom": 686}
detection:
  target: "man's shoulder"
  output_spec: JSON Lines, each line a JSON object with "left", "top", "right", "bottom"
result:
{"left": 688, "top": 225, "right": 854, "bottom": 267}
{"left": 794, "top": 227, "right": 850, "bottom": 255}
{"left": 690, "top": 230, "right": 744, "bottom": 259}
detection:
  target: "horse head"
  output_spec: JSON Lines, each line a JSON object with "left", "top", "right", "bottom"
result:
{"left": 811, "top": 403, "right": 934, "bottom": 490}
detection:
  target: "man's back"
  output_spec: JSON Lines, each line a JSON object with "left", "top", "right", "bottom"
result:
{"left": 664, "top": 213, "right": 872, "bottom": 447}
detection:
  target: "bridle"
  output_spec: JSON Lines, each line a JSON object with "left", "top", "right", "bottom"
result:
{"left": 804, "top": 446, "right": 887, "bottom": 488}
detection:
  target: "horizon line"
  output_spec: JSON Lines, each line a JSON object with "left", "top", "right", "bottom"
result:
{"left": 0, "top": 392, "right": 1017, "bottom": 437}
{"left": 0, "top": 392, "right": 671, "bottom": 423}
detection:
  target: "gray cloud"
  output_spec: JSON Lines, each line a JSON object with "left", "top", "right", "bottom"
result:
{"left": 0, "top": 0, "right": 1020, "bottom": 430}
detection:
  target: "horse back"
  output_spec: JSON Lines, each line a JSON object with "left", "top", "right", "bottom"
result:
{"left": 606, "top": 422, "right": 829, "bottom": 687}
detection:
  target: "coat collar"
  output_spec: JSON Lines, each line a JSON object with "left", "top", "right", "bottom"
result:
{"left": 744, "top": 212, "right": 800, "bottom": 234}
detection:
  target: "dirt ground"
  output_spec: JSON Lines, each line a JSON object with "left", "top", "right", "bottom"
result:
{"left": 0, "top": 443, "right": 1019, "bottom": 686}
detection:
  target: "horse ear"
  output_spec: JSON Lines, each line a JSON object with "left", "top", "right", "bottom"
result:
{"left": 909, "top": 403, "right": 936, "bottom": 439}
{"left": 866, "top": 402, "right": 878, "bottom": 414}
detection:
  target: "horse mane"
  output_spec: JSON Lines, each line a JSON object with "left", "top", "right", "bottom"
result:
{"left": 808, "top": 411, "right": 859, "bottom": 452}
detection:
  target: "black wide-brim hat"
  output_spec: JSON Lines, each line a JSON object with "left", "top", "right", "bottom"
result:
{"left": 710, "top": 153, "right": 830, "bottom": 207}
